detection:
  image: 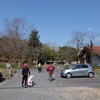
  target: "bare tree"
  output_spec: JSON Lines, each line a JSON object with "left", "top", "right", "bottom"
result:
{"left": 32, "top": 45, "right": 46, "bottom": 67}
{"left": 1, "top": 18, "right": 29, "bottom": 66}
{"left": 86, "top": 32, "right": 100, "bottom": 63}
{"left": 66, "top": 43, "right": 77, "bottom": 64}
{"left": 71, "top": 31, "right": 86, "bottom": 48}
{"left": 71, "top": 31, "right": 86, "bottom": 63}
{"left": 86, "top": 32, "right": 100, "bottom": 48}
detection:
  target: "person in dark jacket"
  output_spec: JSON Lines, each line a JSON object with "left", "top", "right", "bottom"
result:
{"left": 22, "top": 63, "right": 31, "bottom": 88}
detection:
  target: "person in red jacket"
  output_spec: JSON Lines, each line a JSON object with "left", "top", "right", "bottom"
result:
{"left": 47, "top": 63, "right": 55, "bottom": 82}
{"left": 22, "top": 63, "right": 31, "bottom": 88}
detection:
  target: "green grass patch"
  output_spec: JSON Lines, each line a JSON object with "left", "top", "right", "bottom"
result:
{"left": 92, "top": 65, "right": 100, "bottom": 76}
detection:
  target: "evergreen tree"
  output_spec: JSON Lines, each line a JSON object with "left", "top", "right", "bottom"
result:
{"left": 28, "top": 30, "right": 42, "bottom": 48}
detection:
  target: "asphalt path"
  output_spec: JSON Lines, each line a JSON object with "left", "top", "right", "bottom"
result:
{"left": 0, "top": 64, "right": 100, "bottom": 100}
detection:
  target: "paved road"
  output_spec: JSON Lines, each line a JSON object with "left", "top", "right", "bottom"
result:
{"left": 0, "top": 65, "right": 100, "bottom": 100}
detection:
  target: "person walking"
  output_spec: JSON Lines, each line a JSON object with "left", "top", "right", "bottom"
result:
{"left": 22, "top": 63, "right": 31, "bottom": 88}
{"left": 47, "top": 63, "right": 55, "bottom": 82}
{"left": 37, "top": 63, "right": 42, "bottom": 73}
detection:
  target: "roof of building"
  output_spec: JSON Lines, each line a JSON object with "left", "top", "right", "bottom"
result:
{"left": 78, "top": 46, "right": 100, "bottom": 58}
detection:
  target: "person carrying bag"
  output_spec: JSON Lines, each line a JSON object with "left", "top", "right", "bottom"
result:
{"left": 22, "top": 63, "right": 31, "bottom": 88}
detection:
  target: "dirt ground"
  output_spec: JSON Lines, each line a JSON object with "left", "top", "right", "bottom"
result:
{"left": 53, "top": 87, "right": 100, "bottom": 100}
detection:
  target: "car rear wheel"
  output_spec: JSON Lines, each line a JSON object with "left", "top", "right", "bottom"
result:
{"left": 88, "top": 72, "right": 94, "bottom": 78}
{"left": 66, "top": 73, "right": 72, "bottom": 79}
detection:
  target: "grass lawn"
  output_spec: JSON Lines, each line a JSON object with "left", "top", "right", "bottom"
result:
{"left": 94, "top": 69, "right": 100, "bottom": 75}
{"left": 0, "top": 68, "right": 16, "bottom": 82}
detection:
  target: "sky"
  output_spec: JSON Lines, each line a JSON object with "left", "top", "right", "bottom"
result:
{"left": 0, "top": 0, "right": 100, "bottom": 47}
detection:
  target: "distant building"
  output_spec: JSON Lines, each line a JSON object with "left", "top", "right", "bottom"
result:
{"left": 78, "top": 46, "right": 100, "bottom": 65}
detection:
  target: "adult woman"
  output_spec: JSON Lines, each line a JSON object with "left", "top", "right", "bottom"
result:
{"left": 22, "top": 63, "right": 31, "bottom": 88}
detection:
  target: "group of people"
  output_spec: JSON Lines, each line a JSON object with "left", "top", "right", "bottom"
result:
{"left": 22, "top": 62, "right": 55, "bottom": 88}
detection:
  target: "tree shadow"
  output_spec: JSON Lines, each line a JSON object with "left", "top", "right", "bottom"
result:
{"left": 0, "top": 77, "right": 6, "bottom": 83}
{"left": 0, "top": 85, "right": 37, "bottom": 90}
{"left": 51, "top": 78, "right": 56, "bottom": 81}
{"left": 61, "top": 76, "right": 91, "bottom": 79}
{"left": 0, "top": 86, "right": 23, "bottom": 90}
{"left": 0, "top": 81, "right": 36, "bottom": 90}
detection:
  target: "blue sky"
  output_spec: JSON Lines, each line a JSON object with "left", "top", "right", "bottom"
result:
{"left": 0, "top": 0, "right": 100, "bottom": 46}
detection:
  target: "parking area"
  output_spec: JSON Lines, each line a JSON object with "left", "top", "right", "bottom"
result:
{"left": 0, "top": 66, "right": 100, "bottom": 100}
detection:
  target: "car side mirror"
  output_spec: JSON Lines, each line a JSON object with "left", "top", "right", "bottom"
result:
{"left": 72, "top": 67, "right": 75, "bottom": 70}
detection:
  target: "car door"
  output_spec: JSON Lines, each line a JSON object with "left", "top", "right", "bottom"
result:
{"left": 71, "top": 65, "right": 82, "bottom": 76}
{"left": 80, "top": 65, "right": 89, "bottom": 76}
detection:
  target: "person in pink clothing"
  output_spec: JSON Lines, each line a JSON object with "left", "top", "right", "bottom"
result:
{"left": 47, "top": 63, "right": 55, "bottom": 82}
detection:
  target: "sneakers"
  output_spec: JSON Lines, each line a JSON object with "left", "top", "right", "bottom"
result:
{"left": 24, "top": 86, "right": 27, "bottom": 88}
{"left": 22, "top": 84, "right": 27, "bottom": 88}
{"left": 48, "top": 78, "right": 52, "bottom": 83}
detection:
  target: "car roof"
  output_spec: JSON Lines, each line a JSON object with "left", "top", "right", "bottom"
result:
{"left": 71, "top": 63, "right": 91, "bottom": 66}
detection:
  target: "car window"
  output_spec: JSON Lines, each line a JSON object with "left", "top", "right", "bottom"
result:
{"left": 75, "top": 65, "right": 82, "bottom": 69}
{"left": 66, "top": 64, "right": 76, "bottom": 69}
{"left": 82, "top": 65, "right": 89, "bottom": 68}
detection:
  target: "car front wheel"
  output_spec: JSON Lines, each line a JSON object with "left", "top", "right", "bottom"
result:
{"left": 66, "top": 73, "right": 72, "bottom": 79}
{"left": 88, "top": 72, "right": 94, "bottom": 78}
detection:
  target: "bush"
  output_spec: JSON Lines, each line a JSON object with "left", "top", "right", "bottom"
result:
{"left": 92, "top": 65, "right": 100, "bottom": 76}
{"left": 93, "top": 65, "right": 100, "bottom": 70}
{"left": 0, "top": 62, "right": 6, "bottom": 68}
